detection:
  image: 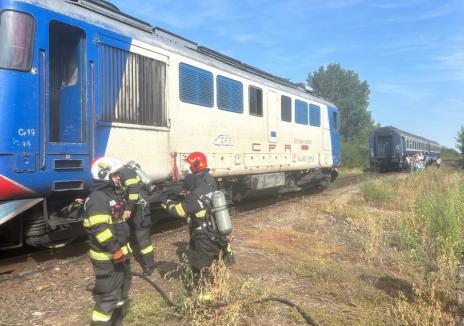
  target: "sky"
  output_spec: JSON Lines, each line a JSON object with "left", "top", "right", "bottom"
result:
{"left": 112, "top": 0, "right": 464, "bottom": 148}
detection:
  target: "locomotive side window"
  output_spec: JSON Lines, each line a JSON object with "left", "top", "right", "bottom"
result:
{"left": 249, "top": 85, "right": 263, "bottom": 116}
{"left": 309, "top": 104, "right": 320, "bottom": 127}
{"left": 295, "top": 99, "right": 308, "bottom": 125}
{"left": 100, "top": 44, "right": 167, "bottom": 126}
{"left": 217, "top": 75, "right": 243, "bottom": 113}
{"left": 0, "top": 11, "right": 35, "bottom": 71}
{"left": 332, "top": 111, "right": 339, "bottom": 131}
{"left": 281, "top": 95, "right": 291, "bottom": 122}
{"left": 179, "top": 63, "right": 213, "bottom": 108}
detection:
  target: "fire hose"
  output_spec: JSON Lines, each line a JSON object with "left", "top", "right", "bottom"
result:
{"left": 131, "top": 271, "right": 319, "bottom": 326}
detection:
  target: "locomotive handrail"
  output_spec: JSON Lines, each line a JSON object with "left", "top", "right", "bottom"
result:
{"left": 89, "top": 61, "right": 95, "bottom": 163}
{"left": 40, "top": 50, "right": 46, "bottom": 171}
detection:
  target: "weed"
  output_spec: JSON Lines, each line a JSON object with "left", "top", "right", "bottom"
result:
{"left": 284, "top": 260, "right": 346, "bottom": 284}
{"left": 361, "top": 178, "right": 398, "bottom": 205}
{"left": 124, "top": 293, "right": 174, "bottom": 325}
{"left": 392, "top": 282, "right": 455, "bottom": 325}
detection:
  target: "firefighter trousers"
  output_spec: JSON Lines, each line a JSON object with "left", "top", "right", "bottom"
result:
{"left": 190, "top": 227, "right": 223, "bottom": 273}
{"left": 90, "top": 260, "right": 131, "bottom": 325}
{"left": 129, "top": 208, "right": 155, "bottom": 273}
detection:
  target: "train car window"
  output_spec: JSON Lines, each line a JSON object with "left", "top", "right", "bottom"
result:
{"left": 179, "top": 63, "right": 214, "bottom": 107}
{"left": 100, "top": 44, "right": 167, "bottom": 126}
{"left": 0, "top": 11, "right": 35, "bottom": 71}
{"left": 249, "top": 85, "right": 263, "bottom": 116}
{"left": 217, "top": 75, "right": 243, "bottom": 113}
{"left": 281, "top": 95, "right": 291, "bottom": 122}
{"left": 309, "top": 104, "right": 320, "bottom": 127}
{"left": 295, "top": 99, "right": 308, "bottom": 125}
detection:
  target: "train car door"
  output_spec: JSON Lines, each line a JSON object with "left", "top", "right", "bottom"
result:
{"left": 267, "top": 91, "right": 278, "bottom": 142}
{"left": 44, "top": 20, "right": 89, "bottom": 190}
{"left": 327, "top": 106, "right": 341, "bottom": 167}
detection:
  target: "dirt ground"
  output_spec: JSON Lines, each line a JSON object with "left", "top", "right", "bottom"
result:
{"left": 0, "top": 181, "right": 401, "bottom": 326}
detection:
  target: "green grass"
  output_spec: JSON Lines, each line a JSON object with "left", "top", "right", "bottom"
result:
{"left": 361, "top": 177, "right": 400, "bottom": 206}
{"left": 124, "top": 293, "right": 175, "bottom": 325}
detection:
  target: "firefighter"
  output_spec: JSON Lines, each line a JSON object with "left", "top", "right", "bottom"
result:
{"left": 161, "top": 152, "right": 234, "bottom": 285}
{"left": 84, "top": 157, "right": 131, "bottom": 325}
{"left": 118, "top": 164, "right": 156, "bottom": 276}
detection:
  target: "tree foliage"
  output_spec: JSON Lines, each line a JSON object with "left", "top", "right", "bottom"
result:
{"left": 441, "top": 147, "right": 460, "bottom": 159}
{"left": 308, "top": 63, "right": 372, "bottom": 140}
{"left": 457, "top": 126, "right": 464, "bottom": 156}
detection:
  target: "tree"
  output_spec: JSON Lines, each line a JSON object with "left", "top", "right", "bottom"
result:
{"left": 457, "top": 126, "right": 464, "bottom": 156}
{"left": 307, "top": 63, "right": 372, "bottom": 140}
{"left": 441, "top": 147, "right": 460, "bottom": 159}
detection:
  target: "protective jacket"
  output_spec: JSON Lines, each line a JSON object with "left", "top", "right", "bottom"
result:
{"left": 84, "top": 187, "right": 130, "bottom": 261}
{"left": 166, "top": 169, "right": 216, "bottom": 220}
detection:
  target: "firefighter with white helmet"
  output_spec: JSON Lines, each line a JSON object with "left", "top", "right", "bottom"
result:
{"left": 85, "top": 157, "right": 132, "bottom": 325}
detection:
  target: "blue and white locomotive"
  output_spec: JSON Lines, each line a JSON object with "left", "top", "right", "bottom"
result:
{"left": 0, "top": 0, "right": 341, "bottom": 248}
{"left": 369, "top": 126, "right": 440, "bottom": 171}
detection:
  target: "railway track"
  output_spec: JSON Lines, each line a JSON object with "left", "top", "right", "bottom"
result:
{"left": 0, "top": 171, "right": 382, "bottom": 283}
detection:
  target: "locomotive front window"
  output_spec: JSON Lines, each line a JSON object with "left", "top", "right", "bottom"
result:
{"left": 0, "top": 11, "right": 35, "bottom": 71}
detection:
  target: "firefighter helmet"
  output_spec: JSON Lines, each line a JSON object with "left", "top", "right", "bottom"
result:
{"left": 185, "top": 152, "right": 208, "bottom": 173}
{"left": 91, "top": 157, "right": 124, "bottom": 181}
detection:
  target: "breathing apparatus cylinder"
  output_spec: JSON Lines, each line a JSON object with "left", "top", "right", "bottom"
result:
{"left": 210, "top": 191, "right": 232, "bottom": 236}
{"left": 126, "top": 161, "right": 152, "bottom": 185}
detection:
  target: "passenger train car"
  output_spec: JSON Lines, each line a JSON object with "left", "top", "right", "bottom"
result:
{"left": 0, "top": 0, "right": 341, "bottom": 248}
{"left": 369, "top": 126, "right": 440, "bottom": 171}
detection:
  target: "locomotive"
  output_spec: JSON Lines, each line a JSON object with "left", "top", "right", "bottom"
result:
{"left": 369, "top": 126, "right": 440, "bottom": 171}
{"left": 0, "top": 0, "right": 341, "bottom": 249}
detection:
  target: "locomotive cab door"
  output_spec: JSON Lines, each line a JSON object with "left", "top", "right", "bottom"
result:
{"left": 48, "top": 21, "right": 86, "bottom": 151}
{"left": 43, "top": 20, "right": 89, "bottom": 191}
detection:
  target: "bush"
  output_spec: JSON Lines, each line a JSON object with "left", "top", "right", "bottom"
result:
{"left": 341, "top": 138, "right": 370, "bottom": 168}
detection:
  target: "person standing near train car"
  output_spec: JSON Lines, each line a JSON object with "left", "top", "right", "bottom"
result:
{"left": 84, "top": 157, "right": 132, "bottom": 325}
{"left": 118, "top": 163, "right": 156, "bottom": 276}
{"left": 161, "top": 152, "right": 234, "bottom": 297}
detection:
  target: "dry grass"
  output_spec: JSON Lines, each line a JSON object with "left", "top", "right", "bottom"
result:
{"left": 124, "top": 167, "right": 463, "bottom": 325}
{"left": 393, "top": 282, "right": 455, "bottom": 325}
{"left": 339, "top": 167, "right": 364, "bottom": 177}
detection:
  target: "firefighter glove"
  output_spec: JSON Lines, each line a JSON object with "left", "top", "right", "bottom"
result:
{"left": 123, "top": 210, "right": 132, "bottom": 221}
{"left": 160, "top": 199, "right": 172, "bottom": 210}
{"left": 112, "top": 248, "right": 126, "bottom": 263}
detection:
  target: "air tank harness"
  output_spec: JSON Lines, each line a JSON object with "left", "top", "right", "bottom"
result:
{"left": 131, "top": 271, "right": 319, "bottom": 326}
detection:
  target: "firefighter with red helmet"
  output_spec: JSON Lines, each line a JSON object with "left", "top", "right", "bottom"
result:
{"left": 84, "top": 157, "right": 132, "bottom": 325}
{"left": 162, "top": 152, "right": 234, "bottom": 282}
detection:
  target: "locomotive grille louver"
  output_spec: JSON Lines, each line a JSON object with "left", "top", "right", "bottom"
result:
{"left": 54, "top": 160, "right": 83, "bottom": 171}
{"left": 53, "top": 181, "right": 84, "bottom": 191}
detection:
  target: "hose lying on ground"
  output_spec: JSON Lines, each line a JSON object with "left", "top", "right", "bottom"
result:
{"left": 131, "top": 271, "right": 319, "bottom": 326}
